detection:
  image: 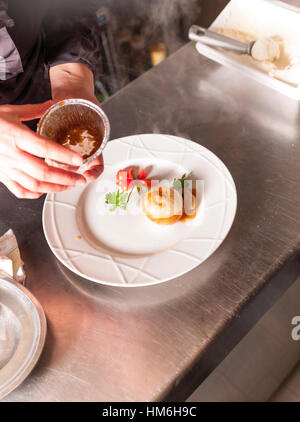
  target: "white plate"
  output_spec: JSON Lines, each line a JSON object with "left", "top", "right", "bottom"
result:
{"left": 43, "top": 134, "right": 237, "bottom": 287}
{"left": 0, "top": 277, "right": 46, "bottom": 399}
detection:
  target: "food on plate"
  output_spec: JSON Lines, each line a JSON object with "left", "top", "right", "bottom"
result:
{"left": 142, "top": 186, "right": 183, "bottom": 225}
{"left": 105, "top": 168, "right": 200, "bottom": 224}
{"left": 105, "top": 167, "right": 153, "bottom": 211}
{"left": 180, "top": 188, "right": 197, "bottom": 222}
{"left": 105, "top": 189, "right": 130, "bottom": 212}
{"left": 173, "top": 173, "right": 198, "bottom": 222}
{"left": 116, "top": 167, "right": 152, "bottom": 191}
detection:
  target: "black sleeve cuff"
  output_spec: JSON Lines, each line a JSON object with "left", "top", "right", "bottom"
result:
{"left": 43, "top": 5, "right": 101, "bottom": 75}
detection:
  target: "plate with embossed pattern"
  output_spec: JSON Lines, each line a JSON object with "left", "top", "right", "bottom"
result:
{"left": 42, "top": 134, "right": 237, "bottom": 287}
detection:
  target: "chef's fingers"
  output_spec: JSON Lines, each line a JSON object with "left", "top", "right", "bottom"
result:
{"left": 0, "top": 100, "right": 55, "bottom": 121}
{"left": 83, "top": 165, "right": 104, "bottom": 180}
{"left": 45, "top": 158, "right": 79, "bottom": 172}
{"left": 88, "top": 154, "right": 104, "bottom": 169}
{"left": 83, "top": 155, "right": 104, "bottom": 181}
{"left": 6, "top": 168, "right": 72, "bottom": 194}
{"left": 12, "top": 124, "right": 83, "bottom": 166}
{"left": 2, "top": 151, "right": 86, "bottom": 186}
{"left": 1, "top": 179, "right": 43, "bottom": 199}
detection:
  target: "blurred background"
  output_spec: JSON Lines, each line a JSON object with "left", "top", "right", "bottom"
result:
{"left": 94, "top": 0, "right": 300, "bottom": 101}
{"left": 94, "top": 0, "right": 209, "bottom": 101}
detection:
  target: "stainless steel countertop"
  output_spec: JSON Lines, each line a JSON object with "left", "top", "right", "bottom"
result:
{"left": 1, "top": 41, "right": 300, "bottom": 402}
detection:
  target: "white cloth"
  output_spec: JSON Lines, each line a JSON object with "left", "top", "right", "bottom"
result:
{"left": 0, "top": 229, "right": 25, "bottom": 284}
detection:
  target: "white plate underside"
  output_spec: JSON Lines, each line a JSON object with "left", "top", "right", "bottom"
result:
{"left": 43, "top": 134, "right": 237, "bottom": 287}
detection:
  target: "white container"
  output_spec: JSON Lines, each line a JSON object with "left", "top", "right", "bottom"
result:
{"left": 195, "top": 0, "right": 300, "bottom": 100}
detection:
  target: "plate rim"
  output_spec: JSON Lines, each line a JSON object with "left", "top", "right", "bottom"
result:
{"left": 43, "top": 133, "right": 238, "bottom": 288}
{"left": 0, "top": 278, "right": 47, "bottom": 400}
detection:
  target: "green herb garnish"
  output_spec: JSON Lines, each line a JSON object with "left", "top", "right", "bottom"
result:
{"left": 105, "top": 190, "right": 129, "bottom": 211}
{"left": 173, "top": 173, "right": 190, "bottom": 191}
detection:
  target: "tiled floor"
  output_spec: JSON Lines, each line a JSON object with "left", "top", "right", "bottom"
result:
{"left": 187, "top": 277, "right": 300, "bottom": 402}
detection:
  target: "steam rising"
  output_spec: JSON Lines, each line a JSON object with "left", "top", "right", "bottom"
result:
{"left": 98, "top": 0, "right": 202, "bottom": 89}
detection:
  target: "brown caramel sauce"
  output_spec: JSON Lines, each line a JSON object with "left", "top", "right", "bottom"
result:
{"left": 143, "top": 186, "right": 200, "bottom": 225}
{"left": 180, "top": 208, "right": 197, "bottom": 222}
{"left": 43, "top": 104, "right": 104, "bottom": 160}
{"left": 179, "top": 188, "right": 199, "bottom": 223}
{"left": 56, "top": 124, "right": 101, "bottom": 160}
{"left": 145, "top": 211, "right": 182, "bottom": 225}
{"left": 142, "top": 197, "right": 182, "bottom": 225}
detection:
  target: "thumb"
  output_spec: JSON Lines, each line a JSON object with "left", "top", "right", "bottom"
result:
{"left": 2, "top": 100, "right": 55, "bottom": 122}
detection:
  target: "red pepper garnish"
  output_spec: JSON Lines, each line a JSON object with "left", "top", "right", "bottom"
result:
{"left": 116, "top": 167, "right": 152, "bottom": 190}
{"left": 137, "top": 168, "right": 147, "bottom": 180}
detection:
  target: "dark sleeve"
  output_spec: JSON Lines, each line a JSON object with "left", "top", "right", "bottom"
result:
{"left": 42, "top": 0, "right": 101, "bottom": 74}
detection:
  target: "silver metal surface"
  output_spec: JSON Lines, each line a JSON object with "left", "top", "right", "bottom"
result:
{"left": 189, "top": 25, "right": 252, "bottom": 55}
{"left": 37, "top": 99, "right": 110, "bottom": 173}
{"left": 0, "top": 36, "right": 300, "bottom": 402}
{"left": 0, "top": 277, "right": 46, "bottom": 399}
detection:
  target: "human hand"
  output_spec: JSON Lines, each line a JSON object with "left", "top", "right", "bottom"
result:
{"left": 0, "top": 101, "right": 87, "bottom": 199}
{"left": 50, "top": 62, "right": 105, "bottom": 182}
{"left": 51, "top": 92, "right": 104, "bottom": 182}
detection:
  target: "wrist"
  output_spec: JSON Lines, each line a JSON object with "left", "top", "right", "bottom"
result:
{"left": 52, "top": 88, "right": 96, "bottom": 103}
{"left": 50, "top": 62, "right": 96, "bottom": 104}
